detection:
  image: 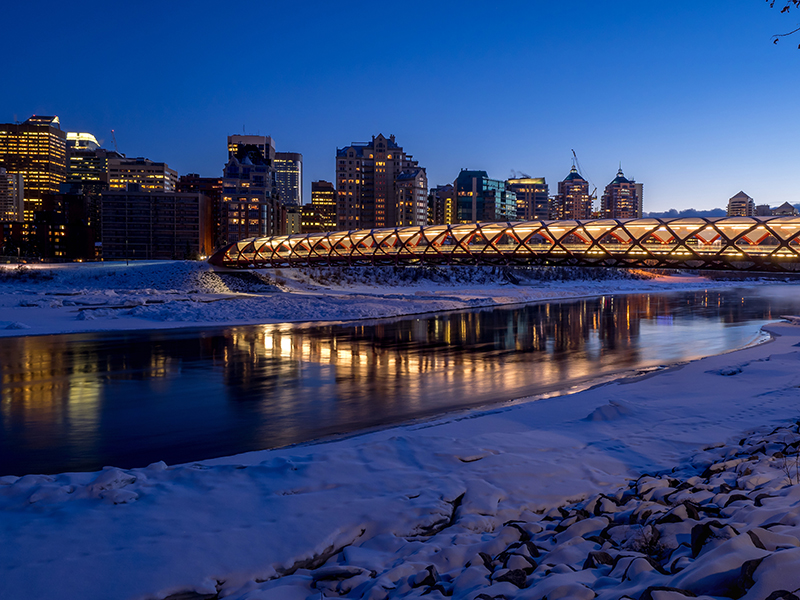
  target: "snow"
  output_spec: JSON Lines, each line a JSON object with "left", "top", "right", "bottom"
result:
{"left": 0, "top": 260, "right": 758, "bottom": 338}
{"left": 4, "top": 261, "right": 800, "bottom": 599}
{"left": 1, "top": 310, "right": 800, "bottom": 598}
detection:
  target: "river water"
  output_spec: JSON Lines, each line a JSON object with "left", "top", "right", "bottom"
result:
{"left": 1, "top": 285, "right": 799, "bottom": 476}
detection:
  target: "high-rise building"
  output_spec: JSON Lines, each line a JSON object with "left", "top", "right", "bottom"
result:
{"left": 428, "top": 184, "right": 456, "bottom": 225}
{"left": 178, "top": 174, "right": 224, "bottom": 249}
{"left": 32, "top": 193, "right": 99, "bottom": 259}
{"left": 453, "top": 170, "right": 517, "bottom": 223}
{"left": 336, "top": 134, "right": 427, "bottom": 230}
{"left": 66, "top": 132, "right": 100, "bottom": 151}
{"left": 307, "top": 180, "right": 337, "bottom": 230}
{"left": 0, "top": 115, "right": 67, "bottom": 220}
{"left": 101, "top": 187, "right": 212, "bottom": 259}
{"left": 274, "top": 152, "right": 303, "bottom": 206}
{"left": 553, "top": 166, "right": 592, "bottom": 220}
{"left": 394, "top": 168, "right": 428, "bottom": 227}
{"left": 600, "top": 168, "right": 641, "bottom": 219}
{"left": 506, "top": 177, "right": 549, "bottom": 221}
{"left": 108, "top": 158, "right": 178, "bottom": 192}
{"left": 65, "top": 140, "right": 123, "bottom": 196}
{"left": 221, "top": 136, "right": 281, "bottom": 243}
{"left": 727, "top": 191, "right": 755, "bottom": 217}
{"left": 634, "top": 182, "right": 644, "bottom": 215}
{"left": 228, "top": 134, "right": 275, "bottom": 164}
{"left": 285, "top": 206, "right": 302, "bottom": 234}
{"left": 0, "top": 168, "right": 24, "bottom": 221}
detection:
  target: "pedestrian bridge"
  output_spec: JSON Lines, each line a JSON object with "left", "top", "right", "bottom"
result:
{"left": 208, "top": 216, "right": 800, "bottom": 272}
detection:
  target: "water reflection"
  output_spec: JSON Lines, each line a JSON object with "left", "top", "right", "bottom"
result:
{"left": 1, "top": 286, "right": 798, "bottom": 475}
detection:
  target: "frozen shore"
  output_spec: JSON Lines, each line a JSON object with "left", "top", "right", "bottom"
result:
{"left": 3, "top": 261, "right": 800, "bottom": 599}
{"left": 2, "top": 309, "right": 800, "bottom": 598}
{"left": 0, "top": 260, "right": 762, "bottom": 338}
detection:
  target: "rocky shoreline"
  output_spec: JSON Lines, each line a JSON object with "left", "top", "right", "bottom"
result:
{"left": 245, "top": 421, "right": 800, "bottom": 600}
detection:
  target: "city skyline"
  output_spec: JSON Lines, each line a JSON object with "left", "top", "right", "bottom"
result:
{"left": 3, "top": 2, "right": 800, "bottom": 213}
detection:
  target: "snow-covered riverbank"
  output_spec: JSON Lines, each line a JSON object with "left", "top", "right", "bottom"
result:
{"left": 0, "top": 260, "right": 764, "bottom": 338}
{"left": 2, "top": 311, "right": 800, "bottom": 599}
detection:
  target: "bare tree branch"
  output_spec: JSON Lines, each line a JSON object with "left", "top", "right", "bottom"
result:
{"left": 768, "top": 0, "right": 800, "bottom": 47}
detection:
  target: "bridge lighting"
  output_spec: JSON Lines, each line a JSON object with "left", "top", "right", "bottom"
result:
{"left": 209, "top": 217, "right": 800, "bottom": 272}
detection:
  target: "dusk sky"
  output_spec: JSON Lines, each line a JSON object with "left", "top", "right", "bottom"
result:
{"left": 4, "top": 1, "right": 799, "bottom": 212}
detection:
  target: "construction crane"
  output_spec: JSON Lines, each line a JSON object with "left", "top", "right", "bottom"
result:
{"left": 571, "top": 149, "right": 597, "bottom": 199}
{"left": 111, "top": 129, "right": 120, "bottom": 154}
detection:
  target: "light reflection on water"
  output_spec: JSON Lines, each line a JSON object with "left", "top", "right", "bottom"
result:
{"left": 1, "top": 285, "right": 798, "bottom": 475}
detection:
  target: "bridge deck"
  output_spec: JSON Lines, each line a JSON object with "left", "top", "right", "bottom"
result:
{"left": 208, "top": 216, "right": 800, "bottom": 272}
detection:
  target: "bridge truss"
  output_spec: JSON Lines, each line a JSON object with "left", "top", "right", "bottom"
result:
{"left": 208, "top": 216, "right": 800, "bottom": 272}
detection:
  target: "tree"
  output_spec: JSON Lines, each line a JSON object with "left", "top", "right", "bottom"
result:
{"left": 769, "top": 0, "right": 800, "bottom": 46}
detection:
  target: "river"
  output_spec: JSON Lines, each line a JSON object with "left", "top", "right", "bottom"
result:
{"left": 1, "top": 285, "right": 799, "bottom": 475}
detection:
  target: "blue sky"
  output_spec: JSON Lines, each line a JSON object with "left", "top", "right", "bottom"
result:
{"left": 3, "top": 1, "right": 798, "bottom": 212}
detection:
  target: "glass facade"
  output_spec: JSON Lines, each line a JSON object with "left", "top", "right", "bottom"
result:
{"left": 0, "top": 116, "right": 66, "bottom": 221}
{"left": 274, "top": 152, "right": 303, "bottom": 206}
{"left": 454, "top": 170, "right": 517, "bottom": 223}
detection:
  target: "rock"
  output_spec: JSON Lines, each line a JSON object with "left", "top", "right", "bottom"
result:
{"left": 450, "top": 565, "right": 490, "bottom": 597}
{"left": 639, "top": 586, "right": 697, "bottom": 599}
{"left": 624, "top": 557, "right": 655, "bottom": 582}
{"left": 738, "top": 547, "right": 800, "bottom": 599}
{"left": 690, "top": 521, "right": 724, "bottom": 557}
{"left": 544, "top": 583, "right": 595, "bottom": 599}
{"left": 736, "top": 557, "right": 764, "bottom": 595}
{"left": 494, "top": 568, "right": 527, "bottom": 589}
{"left": 87, "top": 467, "right": 136, "bottom": 495}
{"left": 505, "top": 554, "right": 536, "bottom": 573}
{"left": 583, "top": 550, "right": 614, "bottom": 570}
{"left": 410, "top": 565, "right": 438, "bottom": 588}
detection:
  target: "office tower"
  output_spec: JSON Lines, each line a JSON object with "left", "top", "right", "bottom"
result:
{"left": 600, "top": 168, "right": 641, "bottom": 219}
{"left": 30, "top": 193, "right": 98, "bottom": 259}
{"left": 0, "top": 115, "right": 66, "bottom": 220}
{"left": 0, "top": 168, "right": 24, "bottom": 221}
{"left": 428, "top": 184, "right": 456, "bottom": 225}
{"left": 307, "top": 180, "right": 338, "bottom": 230}
{"left": 285, "top": 206, "right": 302, "bottom": 234}
{"left": 67, "top": 132, "right": 99, "bottom": 151}
{"left": 634, "top": 182, "right": 644, "bottom": 217}
{"left": 221, "top": 136, "right": 280, "bottom": 243}
{"left": 301, "top": 181, "right": 338, "bottom": 233}
{"left": 453, "top": 170, "right": 517, "bottom": 223}
{"left": 274, "top": 152, "right": 303, "bottom": 206}
{"left": 727, "top": 191, "right": 755, "bottom": 217}
{"left": 553, "top": 166, "right": 592, "bottom": 220}
{"left": 178, "top": 174, "right": 224, "bottom": 249}
{"left": 228, "top": 134, "right": 275, "bottom": 163}
{"left": 108, "top": 158, "right": 178, "bottom": 192}
{"left": 65, "top": 133, "right": 123, "bottom": 196}
{"left": 335, "top": 134, "right": 427, "bottom": 230}
{"left": 101, "top": 188, "right": 212, "bottom": 259}
{"left": 506, "top": 177, "right": 549, "bottom": 221}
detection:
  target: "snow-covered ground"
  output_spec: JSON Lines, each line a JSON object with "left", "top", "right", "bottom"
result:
{"left": 0, "top": 260, "right": 766, "bottom": 338}
{"left": 2, "top": 314, "right": 800, "bottom": 598}
{"left": 3, "top": 261, "right": 800, "bottom": 600}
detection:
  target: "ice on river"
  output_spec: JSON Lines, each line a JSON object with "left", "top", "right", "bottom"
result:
{"left": 0, "top": 260, "right": 753, "bottom": 337}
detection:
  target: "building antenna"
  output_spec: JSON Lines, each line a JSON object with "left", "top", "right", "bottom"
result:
{"left": 111, "top": 129, "right": 120, "bottom": 154}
